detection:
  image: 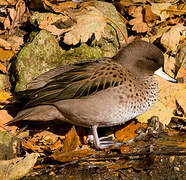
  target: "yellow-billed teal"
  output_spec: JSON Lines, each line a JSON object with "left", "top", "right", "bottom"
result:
{"left": 9, "top": 40, "right": 176, "bottom": 148}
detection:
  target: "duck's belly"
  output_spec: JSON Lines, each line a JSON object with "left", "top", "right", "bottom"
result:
{"left": 55, "top": 87, "right": 155, "bottom": 127}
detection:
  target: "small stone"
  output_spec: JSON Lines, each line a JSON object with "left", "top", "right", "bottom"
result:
{"left": 174, "top": 167, "right": 180, "bottom": 171}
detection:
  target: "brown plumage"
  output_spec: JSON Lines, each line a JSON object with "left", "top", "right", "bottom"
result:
{"left": 8, "top": 40, "right": 176, "bottom": 148}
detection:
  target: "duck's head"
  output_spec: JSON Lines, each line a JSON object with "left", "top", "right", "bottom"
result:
{"left": 113, "top": 40, "right": 176, "bottom": 82}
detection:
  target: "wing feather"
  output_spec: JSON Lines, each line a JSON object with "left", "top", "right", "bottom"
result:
{"left": 22, "top": 59, "right": 127, "bottom": 107}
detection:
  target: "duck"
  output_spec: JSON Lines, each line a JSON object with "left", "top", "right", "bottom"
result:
{"left": 8, "top": 40, "right": 176, "bottom": 148}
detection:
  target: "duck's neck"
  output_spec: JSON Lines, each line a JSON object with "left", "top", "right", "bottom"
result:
{"left": 130, "top": 75, "right": 158, "bottom": 116}
{"left": 138, "top": 75, "right": 158, "bottom": 104}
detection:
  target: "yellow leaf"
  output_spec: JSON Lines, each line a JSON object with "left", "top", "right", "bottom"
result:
{"left": 0, "top": 91, "right": 12, "bottom": 101}
{"left": 137, "top": 100, "right": 173, "bottom": 125}
{"left": 175, "top": 84, "right": 186, "bottom": 116}
{"left": 115, "top": 120, "right": 147, "bottom": 142}
{"left": 0, "top": 63, "right": 8, "bottom": 73}
{"left": 0, "top": 48, "right": 14, "bottom": 62}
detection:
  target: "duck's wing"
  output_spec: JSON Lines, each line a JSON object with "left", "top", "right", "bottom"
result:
{"left": 21, "top": 58, "right": 128, "bottom": 107}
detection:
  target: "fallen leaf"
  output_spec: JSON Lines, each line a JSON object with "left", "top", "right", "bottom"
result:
{"left": 151, "top": 3, "right": 171, "bottom": 21}
{"left": 176, "top": 44, "right": 186, "bottom": 82}
{"left": 164, "top": 54, "right": 176, "bottom": 77}
{"left": 137, "top": 100, "right": 173, "bottom": 125}
{"left": 174, "top": 85, "right": 186, "bottom": 116}
{"left": 0, "top": 90, "right": 11, "bottom": 101}
{"left": 22, "top": 140, "right": 43, "bottom": 152}
{"left": 0, "top": 110, "right": 13, "bottom": 131}
{"left": 8, "top": 0, "right": 29, "bottom": 34}
{"left": 61, "top": 126, "right": 81, "bottom": 153}
{"left": 39, "top": 14, "right": 70, "bottom": 36}
{"left": 144, "top": 5, "right": 159, "bottom": 23}
{"left": 129, "top": 6, "right": 150, "bottom": 33}
{"left": 43, "top": 0, "right": 77, "bottom": 13}
{"left": 161, "top": 24, "right": 185, "bottom": 51}
{"left": 0, "top": 63, "right": 8, "bottom": 73}
{"left": 0, "top": 48, "right": 14, "bottom": 62}
{"left": 0, "top": 38, "right": 11, "bottom": 49}
{"left": 0, "top": 153, "right": 39, "bottom": 180}
{"left": 0, "top": 0, "right": 8, "bottom": 5}
{"left": 176, "top": 65, "right": 186, "bottom": 83}
{"left": 63, "top": 6, "right": 106, "bottom": 45}
{"left": 4, "top": 17, "right": 11, "bottom": 30}
{"left": 7, "top": 36, "right": 24, "bottom": 51}
{"left": 156, "top": 76, "right": 186, "bottom": 111}
{"left": 51, "top": 146, "right": 94, "bottom": 162}
{"left": 115, "top": 120, "right": 147, "bottom": 142}
{"left": 51, "top": 126, "right": 94, "bottom": 162}
{"left": 0, "top": 0, "right": 16, "bottom": 6}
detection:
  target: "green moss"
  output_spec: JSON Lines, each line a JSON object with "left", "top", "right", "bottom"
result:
{"left": 0, "top": 131, "right": 11, "bottom": 147}
{"left": 15, "top": 30, "right": 65, "bottom": 91}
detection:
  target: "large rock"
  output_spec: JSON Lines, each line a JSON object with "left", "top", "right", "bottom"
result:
{"left": 13, "top": 1, "right": 127, "bottom": 91}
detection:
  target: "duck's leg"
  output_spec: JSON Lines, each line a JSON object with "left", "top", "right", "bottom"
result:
{"left": 89, "top": 125, "right": 123, "bottom": 149}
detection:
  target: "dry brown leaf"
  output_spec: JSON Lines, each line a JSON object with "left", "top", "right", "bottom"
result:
{"left": 0, "top": 30, "right": 6, "bottom": 35}
{"left": 47, "top": 139, "right": 63, "bottom": 151}
{"left": 39, "top": 6, "right": 106, "bottom": 43}
{"left": 130, "top": 18, "right": 150, "bottom": 33}
{"left": 51, "top": 126, "right": 94, "bottom": 162}
{"left": 61, "top": 126, "right": 81, "bottom": 153}
{"left": 8, "top": 0, "right": 29, "bottom": 34}
{"left": 23, "top": 140, "right": 43, "bottom": 152}
{"left": 9, "top": 8, "right": 17, "bottom": 24}
{"left": 0, "top": 153, "right": 39, "bottom": 180}
{"left": 176, "top": 46, "right": 186, "bottom": 82}
{"left": 6, "top": 0, "right": 16, "bottom": 5}
{"left": 156, "top": 76, "right": 180, "bottom": 110}
{"left": 51, "top": 146, "right": 94, "bottom": 162}
{"left": 144, "top": 6, "right": 159, "bottom": 23}
{"left": 174, "top": 84, "right": 186, "bottom": 116}
{"left": 0, "top": 63, "right": 7, "bottom": 73}
{"left": 39, "top": 14, "right": 69, "bottom": 36}
{"left": 0, "top": 0, "right": 9, "bottom": 5}
{"left": 0, "top": 110, "right": 13, "bottom": 130}
{"left": 7, "top": 35, "right": 24, "bottom": 51}
{"left": 151, "top": 3, "right": 171, "bottom": 21}
{"left": 176, "top": 65, "right": 186, "bottom": 83}
{"left": 63, "top": 6, "right": 106, "bottom": 45}
{"left": 161, "top": 24, "right": 185, "bottom": 51}
{"left": 34, "top": 130, "right": 65, "bottom": 144}
{"left": 137, "top": 100, "right": 173, "bottom": 125}
{"left": 0, "top": 48, "right": 14, "bottom": 62}
{"left": 128, "top": 5, "right": 136, "bottom": 16}
{"left": 4, "top": 17, "right": 11, "bottom": 30}
{"left": 115, "top": 121, "right": 147, "bottom": 142}
{"left": 43, "top": 0, "right": 77, "bottom": 13}
{"left": 164, "top": 54, "right": 176, "bottom": 77}
{"left": 0, "top": 38, "right": 11, "bottom": 49}
{"left": 129, "top": 6, "right": 150, "bottom": 33}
